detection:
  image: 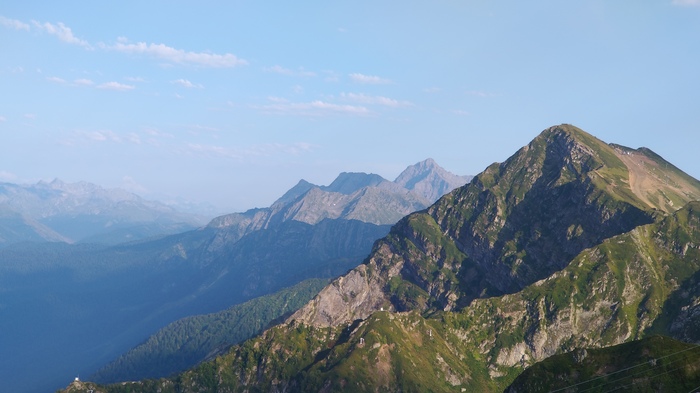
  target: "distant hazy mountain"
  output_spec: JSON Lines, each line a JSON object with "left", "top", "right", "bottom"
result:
{"left": 394, "top": 157, "right": 473, "bottom": 202}
{"left": 3, "top": 159, "right": 470, "bottom": 393}
{"left": 0, "top": 205, "right": 70, "bottom": 244}
{"left": 0, "top": 179, "right": 205, "bottom": 245}
{"left": 85, "top": 158, "right": 470, "bottom": 384}
{"left": 207, "top": 159, "right": 470, "bottom": 241}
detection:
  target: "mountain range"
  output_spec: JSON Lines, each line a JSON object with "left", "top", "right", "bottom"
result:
{"left": 0, "top": 179, "right": 205, "bottom": 245}
{"left": 0, "top": 158, "right": 468, "bottom": 393}
{"left": 58, "top": 124, "right": 700, "bottom": 392}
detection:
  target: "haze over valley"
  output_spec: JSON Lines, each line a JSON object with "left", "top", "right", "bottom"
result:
{"left": 2, "top": 2, "right": 700, "bottom": 393}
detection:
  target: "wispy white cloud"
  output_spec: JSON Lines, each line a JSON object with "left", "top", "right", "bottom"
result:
{"left": 0, "top": 115, "right": 6, "bottom": 122}
{"left": 126, "top": 132, "right": 142, "bottom": 144}
{"left": 185, "top": 124, "right": 219, "bottom": 135}
{"left": 49, "top": 76, "right": 139, "bottom": 90}
{"left": 188, "top": 143, "right": 235, "bottom": 158}
{"left": 267, "top": 96, "right": 289, "bottom": 103}
{"left": 105, "top": 40, "right": 248, "bottom": 68}
{"left": 97, "top": 81, "right": 135, "bottom": 91}
{"left": 466, "top": 90, "right": 498, "bottom": 97}
{"left": 257, "top": 99, "right": 371, "bottom": 116}
{"left": 31, "top": 20, "right": 91, "bottom": 48}
{"left": 323, "top": 71, "right": 340, "bottom": 82}
{"left": 83, "top": 130, "right": 122, "bottom": 142}
{"left": 340, "top": 93, "right": 412, "bottom": 108}
{"left": 58, "top": 130, "right": 123, "bottom": 146}
{"left": 124, "top": 76, "right": 146, "bottom": 83}
{"left": 453, "top": 110, "right": 470, "bottom": 116}
{"left": 672, "top": 0, "right": 700, "bottom": 6}
{"left": 0, "top": 16, "right": 30, "bottom": 31}
{"left": 24, "top": 113, "right": 36, "bottom": 119}
{"left": 423, "top": 87, "right": 442, "bottom": 93}
{"left": 172, "top": 79, "right": 203, "bottom": 88}
{"left": 258, "top": 142, "right": 315, "bottom": 156}
{"left": 46, "top": 76, "right": 66, "bottom": 84}
{"left": 144, "top": 127, "right": 174, "bottom": 138}
{"left": 10, "top": 18, "right": 244, "bottom": 67}
{"left": 74, "top": 78, "right": 94, "bottom": 86}
{"left": 349, "top": 73, "right": 392, "bottom": 84}
{"left": 65, "top": 129, "right": 146, "bottom": 146}
{"left": 264, "top": 65, "right": 316, "bottom": 77}
{"left": 187, "top": 142, "right": 315, "bottom": 160}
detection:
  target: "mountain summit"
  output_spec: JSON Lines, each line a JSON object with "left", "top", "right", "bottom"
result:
{"left": 207, "top": 158, "right": 469, "bottom": 236}
{"left": 292, "top": 124, "right": 700, "bottom": 327}
{"left": 59, "top": 125, "right": 700, "bottom": 393}
{"left": 394, "top": 158, "right": 472, "bottom": 202}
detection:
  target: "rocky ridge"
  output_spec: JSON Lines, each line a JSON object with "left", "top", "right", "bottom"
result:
{"left": 291, "top": 124, "right": 696, "bottom": 328}
{"left": 205, "top": 159, "right": 470, "bottom": 249}
{"left": 59, "top": 125, "right": 700, "bottom": 392}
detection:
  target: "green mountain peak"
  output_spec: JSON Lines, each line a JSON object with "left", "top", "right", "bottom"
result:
{"left": 60, "top": 125, "right": 700, "bottom": 393}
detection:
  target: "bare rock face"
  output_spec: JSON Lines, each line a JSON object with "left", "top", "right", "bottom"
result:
{"left": 290, "top": 125, "right": 700, "bottom": 330}
{"left": 394, "top": 158, "right": 472, "bottom": 203}
{"left": 206, "top": 160, "right": 469, "bottom": 245}
{"left": 289, "top": 243, "right": 400, "bottom": 327}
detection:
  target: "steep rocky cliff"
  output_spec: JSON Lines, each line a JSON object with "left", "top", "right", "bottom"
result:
{"left": 291, "top": 125, "right": 700, "bottom": 327}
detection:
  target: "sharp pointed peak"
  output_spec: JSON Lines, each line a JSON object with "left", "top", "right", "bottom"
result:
{"left": 324, "top": 172, "right": 387, "bottom": 194}
{"left": 412, "top": 157, "right": 438, "bottom": 167}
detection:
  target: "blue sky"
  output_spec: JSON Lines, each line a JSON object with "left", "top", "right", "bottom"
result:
{"left": 1, "top": 1, "right": 699, "bottom": 213}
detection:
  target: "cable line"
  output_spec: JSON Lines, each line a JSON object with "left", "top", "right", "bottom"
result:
{"left": 685, "top": 383, "right": 700, "bottom": 393}
{"left": 599, "top": 361, "right": 700, "bottom": 393}
{"left": 549, "top": 340, "right": 700, "bottom": 393}
{"left": 582, "top": 350, "right": 700, "bottom": 393}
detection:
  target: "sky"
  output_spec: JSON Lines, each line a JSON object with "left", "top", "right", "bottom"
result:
{"left": 1, "top": 1, "right": 699, "bottom": 214}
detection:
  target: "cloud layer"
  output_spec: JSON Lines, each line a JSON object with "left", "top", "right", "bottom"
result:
{"left": 96, "top": 81, "right": 135, "bottom": 91}
{"left": 1, "top": 15, "right": 247, "bottom": 68}
{"left": 0, "top": 16, "right": 29, "bottom": 30}
{"left": 257, "top": 98, "right": 370, "bottom": 116}
{"left": 349, "top": 73, "right": 392, "bottom": 84}
{"left": 106, "top": 41, "right": 247, "bottom": 68}
{"left": 32, "top": 20, "right": 91, "bottom": 48}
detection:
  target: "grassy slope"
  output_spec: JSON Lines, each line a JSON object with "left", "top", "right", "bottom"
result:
{"left": 505, "top": 335, "right": 700, "bottom": 393}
